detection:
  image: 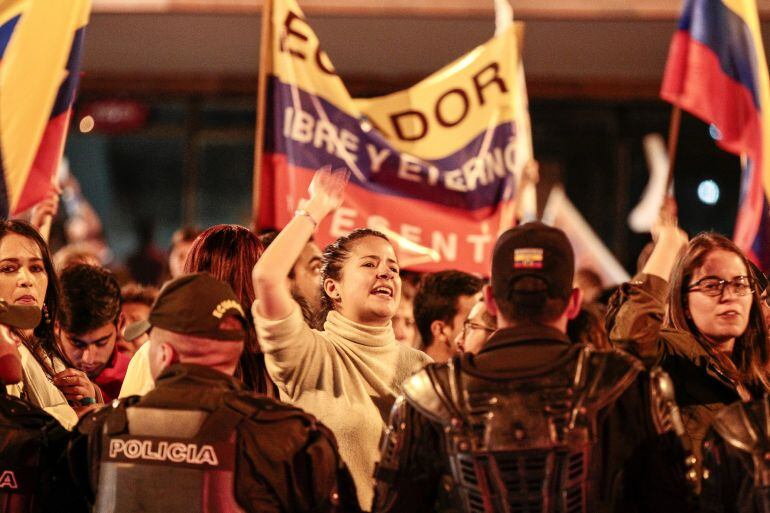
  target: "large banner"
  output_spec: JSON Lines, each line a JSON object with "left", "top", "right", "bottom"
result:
{"left": 259, "top": 0, "right": 531, "bottom": 274}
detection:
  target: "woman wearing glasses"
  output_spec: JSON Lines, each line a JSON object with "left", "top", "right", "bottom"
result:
{"left": 610, "top": 220, "right": 770, "bottom": 489}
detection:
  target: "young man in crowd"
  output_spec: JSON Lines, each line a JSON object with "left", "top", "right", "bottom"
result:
{"left": 413, "top": 270, "right": 483, "bottom": 362}
{"left": 259, "top": 231, "right": 323, "bottom": 322}
{"left": 454, "top": 298, "right": 495, "bottom": 354}
{"left": 373, "top": 222, "right": 693, "bottom": 513}
{"left": 0, "top": 301, "right": 88, "bottom": 513}
{"left": 68, "top": 273, "right": 359, "bottom": 513}
{"left": 392, "top": 289, "right": 418, "bottom": 348}
{"left": 117, "top": 282, "right": 158, "bottom": 356}
{"left": 58, "top": 264, "right": 130, "bottom": 402}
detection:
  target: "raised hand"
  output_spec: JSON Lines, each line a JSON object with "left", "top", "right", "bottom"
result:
{"left": 652, "top": 198, "right": 688, "bottom": 249}
{"left": 29, "top": 183, "right": 62, "bottom": 232}
{"left": 306, "top": 166, "right": 350, "bottom": 219}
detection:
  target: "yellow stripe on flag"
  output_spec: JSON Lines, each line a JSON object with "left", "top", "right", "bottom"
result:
{"left": 0, "top": 0, "right": 90, "bottom": 211}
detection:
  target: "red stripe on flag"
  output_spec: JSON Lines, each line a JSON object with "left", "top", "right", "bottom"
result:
{"left": 12, "top": 109, "right": 71, "bottom": 215}
{"left": 661, "top": 30, "right": 762, "bottom": 160}
{"left": 265, "top": 153, "right": 511, "bottom": 274}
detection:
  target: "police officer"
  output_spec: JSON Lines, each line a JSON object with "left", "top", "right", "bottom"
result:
{"left": 372, "top": 222, "right": 693, "bottom": 513}
{"left": 0, "top": 300, "right": 87, "bottom": 513}
{"left": 68, "top": 273, "right": 359, "bottom": 513}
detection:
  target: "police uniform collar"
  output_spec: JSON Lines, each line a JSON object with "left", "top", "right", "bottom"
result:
{"left": 479, "top": 323, "right": 571, "bottom": 355}
{"left": 154, "top": 363, "right": 246, "bottom": 392}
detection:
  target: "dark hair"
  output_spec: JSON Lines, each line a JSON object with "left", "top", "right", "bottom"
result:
{"left": 0, "top": 220, "right": 65, "bottom": 378}
{"left": 183, "top": 224, "right": 273, "bottom": 394}
{"left": 667, "top": 232, "right": 770, "bottom": 392}
{"left": 494, "top": 276, "right": 569, "bottom": 325}
{"left": 567, "top": 304, "right": 610, "bottom": 350}
{"left": 59, "top": 264, "right": 121, "bottom": 334}
{"left": 317, "top": 228, "right": 391, "bottom": 325}
{"left": 413, "top": 270, "right": 484, "bottom": 347}
{"left": 121, "top": 282, "right": 159, "bottom": 306}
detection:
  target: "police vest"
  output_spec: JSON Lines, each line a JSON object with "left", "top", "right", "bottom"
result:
{"left": 94, "top": 400, "right": 246, "bottom": 513}
{"left": 0, "top": 396, "right": 56, "bottom": 513}
{"left": 400, "top": 345, "right": 644, "bottom": 513}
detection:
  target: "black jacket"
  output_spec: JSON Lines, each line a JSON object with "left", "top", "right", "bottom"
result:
{"left": 67, "top": 364, "right": 360, "bottom": 513}
{"left": 372, "top": 324, "right": 694, "bottom": 513}
{"left": 0, "top": 391, "right": 87, "bottom": 513}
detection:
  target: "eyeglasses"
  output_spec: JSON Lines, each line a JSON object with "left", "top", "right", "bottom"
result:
{"left": 460, "top": 320, "right": 495, "bottom": 340}
{"left": 687, "top": 276, "right": 753, "bottom": 297}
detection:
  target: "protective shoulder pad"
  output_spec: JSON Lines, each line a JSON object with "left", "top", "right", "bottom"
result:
{"left": 586, "top": 348, "right": 644, "bottom": 411}
{"left": 401, "top": 363, "right": 453, "bottom": 425}
{"left": 711, "top": 400, "right": 761, "bottom": 453}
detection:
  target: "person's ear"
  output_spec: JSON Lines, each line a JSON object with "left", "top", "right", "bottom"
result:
{"left": 159, "top": 342, "right": 178, "bottom": 371}
{"left": 565, "top": 287, "right": 583, "bottom": 320}
{"left": 323, "top": 278, "right": 341, "bottom": 301}
{"left": 430, "top": 320, "right": 447, "bottom": 343}
{"left": 483, "top": 284, "right": 499, "bottom": 317}
{"left": 117, "top": 313, "right": 127, "bottom": 335}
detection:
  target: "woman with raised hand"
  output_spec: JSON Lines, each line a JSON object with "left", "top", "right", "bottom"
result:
{"left": 252, "top": 167, "right": 432, "bottom": 510}
{"left": 609, "top": 216, "right": 770, "bottom": 490}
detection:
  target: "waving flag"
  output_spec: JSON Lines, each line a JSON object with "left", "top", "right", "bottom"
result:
{"left": 258, "top": 0, "right": 531, "bottom": 274}
{"left": 0, "top": 0, "right": 91, "bottom": 218}
{"left": 660, "top": 0, "right": 770, "bottom": 268}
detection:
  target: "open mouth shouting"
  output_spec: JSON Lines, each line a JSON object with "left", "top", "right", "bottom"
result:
{"left": 370, "top": 284, "right": 394, "bottom": 299}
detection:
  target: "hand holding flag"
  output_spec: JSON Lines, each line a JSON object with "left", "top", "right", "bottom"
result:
{"left": 29, "top": 178, "right": 62, "bottom": 242}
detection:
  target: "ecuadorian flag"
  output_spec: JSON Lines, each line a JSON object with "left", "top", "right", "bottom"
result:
{"left": 661, "top": 0, "right": 770, "bottom": 268}
{"left": 0, "top": 0, "right": 91, "bottom": 218}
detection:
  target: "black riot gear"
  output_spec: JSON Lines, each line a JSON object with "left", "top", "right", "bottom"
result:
{"left": 701, "top": 395, "right": 770, "bottom": 513}
{"left": 373, "top": 328, "right": 695, "bottom": 513}
{"left": 0, "top": 394, "right": 85, "bottom": 513}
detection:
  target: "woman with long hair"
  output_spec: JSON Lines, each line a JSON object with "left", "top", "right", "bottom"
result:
{"left": 610, "top": 219, "right": 770, "bottom": 487}
{"left": 184, "top": 224, "right": 276, "bottom": 396}
{"left": 252, "top": 168, "right": 432, "bottom": 510}
{"left": 1, "top": 220, "right": 98, "bottom": 428}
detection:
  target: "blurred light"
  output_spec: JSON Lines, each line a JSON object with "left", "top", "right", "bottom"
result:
{"left": 79, "top": 115, "right": 95, "bottom": 133}
{"left": 709, "top": 123, "right": 722, "bottom": 141}
{"left": 697, "top": 179, "right": 720, "bottom": 205}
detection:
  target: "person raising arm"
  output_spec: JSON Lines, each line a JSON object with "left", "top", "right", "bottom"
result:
{"left": 254, "top": 167, "right": 348, "bottom": 321}
{"left": 252, "top": 167, "right": 432, "bottom": 511}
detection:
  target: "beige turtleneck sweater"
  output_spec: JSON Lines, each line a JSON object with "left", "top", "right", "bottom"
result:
{"left": 253, "top": 301, "right": 432, "bottom": 510}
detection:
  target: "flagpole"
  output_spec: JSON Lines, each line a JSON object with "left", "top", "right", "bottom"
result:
{"left": 251, "top": 0, "right": 272, "bottom": 233}
{"left": 665, "top": 105, "right": 682, "bottom": 198}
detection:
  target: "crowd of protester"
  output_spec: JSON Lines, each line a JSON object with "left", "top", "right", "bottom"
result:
{"left": 1, "top": 167, "right": 769, "bottom": 513}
